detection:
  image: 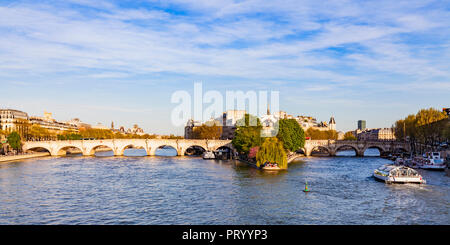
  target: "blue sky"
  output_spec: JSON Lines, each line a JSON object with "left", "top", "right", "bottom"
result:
{"left": 1, "top": 0, "right": 449, "bottom": 135}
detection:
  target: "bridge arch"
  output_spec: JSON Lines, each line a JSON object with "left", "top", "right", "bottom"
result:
{"left": 54, "top": 145, "right": 84, "bottom": 156}
{"left": 183, "top": 145, "right": 207, "bottom": 156}
{"left": 214, "top": 145, "right": 233, "bottom": 160}
{"left": 86, "top": 145, "right": 115, "bottom": 156}
{"left": 24, "top": 146, "right": 51, "bottom": 154}
{"left": 335, "top": 145, "right": 359, "bottom": 156}
{"left": 120, "top": 144, "right": 149, "bottom": 156}
{"left": 296, "top": 148, "right": 306, "bottom": 155}
{"left": 152, "top": 145, "right": 179, "bottom": 156}
{"left": 363, "top": 145, "right": 385, "bottom": 157}
{"left": 310, "top": 145, "right": 332, "bottom": 156}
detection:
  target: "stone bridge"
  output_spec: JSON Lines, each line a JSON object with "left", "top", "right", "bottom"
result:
{"left": 288, "top": 140, "right": 409, "bottom": 163}
{"left": 22, "top": 139, "right": 233, "bottom": 156}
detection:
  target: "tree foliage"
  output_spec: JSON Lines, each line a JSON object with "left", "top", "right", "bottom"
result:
{"left": 343, "top": 131, "right": 357, "bottom": 140}
{"left": 192, "top": 122, "right": 222, "bottom": 139}
{"left": 7, "top": 132, "right": 22, "bottom": 152}
{"left": 305, "top": 128, "right": 338, "bottom": 140}
{"left": 394, "top": 108, "right": 449, "bottom": 145}
{"left": 232, "top": 114, "right": 262, "bottom": 154}
{"left": 28, "top": 124, "right": 55, "bottom": 141}
{"left": 256, "top": 137, "right": 287, "bottom": 169}
{"left": 276, "top": 119, "right": 305, "bottom": 152}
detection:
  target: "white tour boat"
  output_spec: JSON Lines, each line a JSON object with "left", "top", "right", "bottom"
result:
{"left": 418, "top": 152, "right": 446, "bottom": 171}
{"left": 373, "top": 164, "right": 426, "bottom": 184}
{"left": 202, "top": 151, "right": 215, "bottom": 160}
{"left": 262, "top": 162, "right": 282, "bottom": 171}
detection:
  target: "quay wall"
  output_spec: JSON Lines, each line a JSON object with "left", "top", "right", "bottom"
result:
{"left": 0, "top": 152, "right": 51, "bottom": 163}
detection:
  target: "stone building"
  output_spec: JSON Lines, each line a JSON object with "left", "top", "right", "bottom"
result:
{"left": 127, "top": 124, "right": 145, "bottom": 135}
{"left": 0, "top": 109, "right": 29, "bottom": 135}
{"left": 29, "top": 111, "right": 78, "bottom": 133}
{"left": 356, "top": 128, "right": 396, "bottom": 141}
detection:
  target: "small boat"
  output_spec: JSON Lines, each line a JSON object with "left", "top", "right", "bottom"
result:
{"left": 202, "top": 151, "right": 215, "bottom": 160}
{"left": 262, "top": 162, "right": 282, "bottom": 171}
{"left": 418, "top": 152, "right": 446, "bottom": 171}
{"left": 373, "top": 164, "right": 426, "bottom": 184}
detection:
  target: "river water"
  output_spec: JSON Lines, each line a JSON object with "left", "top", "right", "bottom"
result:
{"left": 0, "top": 149, "right": 448, "bottom": 225}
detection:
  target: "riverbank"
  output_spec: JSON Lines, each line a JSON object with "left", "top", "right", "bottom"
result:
{"left": 0, "top": 152, "right": 51, "bottom": 163}
{"left": 237, "top": 157, "right": 260, "bottom": 169}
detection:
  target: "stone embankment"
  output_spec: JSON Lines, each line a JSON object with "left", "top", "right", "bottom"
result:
{"left": 0, "top": 152, "right": 51, "bottom": 163}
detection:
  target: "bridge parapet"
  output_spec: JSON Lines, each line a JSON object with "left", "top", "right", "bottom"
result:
{"left": 22, "top": 139, "right": 233, "bottom": 157}
{"left": 300, "top": 140, "right": 409, "bottom": 157}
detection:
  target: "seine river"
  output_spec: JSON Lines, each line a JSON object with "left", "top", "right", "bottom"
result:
{"left": 0, "top": 148, "right": 448, "bottom": 225}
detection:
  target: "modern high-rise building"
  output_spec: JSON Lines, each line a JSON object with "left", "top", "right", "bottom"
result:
{"left": 357, "top": 120, "right": 366, "bottom": 130}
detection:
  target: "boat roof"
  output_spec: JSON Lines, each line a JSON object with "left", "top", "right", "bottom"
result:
{"left": 378, "top": 164, "right": 417, "bottom": 173}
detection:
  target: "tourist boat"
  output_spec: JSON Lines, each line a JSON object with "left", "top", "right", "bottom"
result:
{"left": 262, "top": 162, "right": 282, "bottom": 171}
{"left": 418, "top": 152, "right": 446, "bottom": 171}
{"left": 202, "top": 151, "right": 215, "bottom": 160}
{"left": 373, "top": 164, "right": 426, "bottom": 184}
{"left": 410, "top": 152, "right": 446, "bottom": 170}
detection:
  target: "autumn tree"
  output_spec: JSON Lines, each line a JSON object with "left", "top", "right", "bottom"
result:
{"left": 343, "top": 131, "right": 357, "bottom": 140}
{"left": 192, "top": 121, "right": 222, "bottom": 139}
{"left": 305, "top": 128, "right": 338, "bottom": 140}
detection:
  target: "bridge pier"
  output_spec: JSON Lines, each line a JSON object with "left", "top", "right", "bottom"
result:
{"left": 113, "top": 149, "right": 124, "bottom": 156}
{"left": 356, "top": 150, "right": 365, "bottom": 157}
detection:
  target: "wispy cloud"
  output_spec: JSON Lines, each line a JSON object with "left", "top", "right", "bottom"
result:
{"left": 0, "top": 0, "right": 449, "bottom": 132}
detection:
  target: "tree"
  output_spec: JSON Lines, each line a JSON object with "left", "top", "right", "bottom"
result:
{"left": 343, "top": 131, "right": 357, "bottom": 140}
{"left": 305, "top": 128, "right": 338, "bottom": 140}
{"left": 248, "top": 146, "right": 259, "bottom": 159}
{"left": 276, "top": 119, "right": 305, "bottom": 152}
{"left": 256, "top": 137, "right": 287, "bottom": 169}
{"left": 7, "top": 132, "right": 22, "bottom": 152}
{"left": 415, "top": 108, "right": 447, "bottom": 145}
{"left": 232, "top": 114, "right": 262, "bottom": 154}
{"left": 394, "top": 108, "right": 448, "bottom": 145}
{"left": 192, "top": 121, "right": 223, "bottom": 139}
{"left": 28, "top": 124, "right": 54, "bottom": 141}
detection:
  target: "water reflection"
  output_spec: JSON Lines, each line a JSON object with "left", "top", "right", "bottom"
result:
{"left": 0, "top": 149, "right": 448, "bottom": 225}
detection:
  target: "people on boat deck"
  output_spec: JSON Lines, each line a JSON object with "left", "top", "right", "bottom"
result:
{"left": 265, "top": 162, "right": 278, "bottom": 167}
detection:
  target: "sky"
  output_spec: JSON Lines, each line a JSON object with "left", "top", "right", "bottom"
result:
{"left": 0, "top": 0, "right": 449, "bottom": 135}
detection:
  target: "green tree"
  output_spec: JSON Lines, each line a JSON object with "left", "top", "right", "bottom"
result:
{"left": 276, "top": 119, "right": 305, "bottom": 152}
{"left": 7, "top": 132, "right": 22, "bottom": 152}
{"left": 232, "top": 114, "right": 262, "bottom": 154}
{"left": 256, "top": 137, "right": 287, "bottom": 169}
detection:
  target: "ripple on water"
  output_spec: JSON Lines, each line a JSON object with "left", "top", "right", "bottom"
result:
{"left": 0, "top": 149, "right": 448, "bottom": 225}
